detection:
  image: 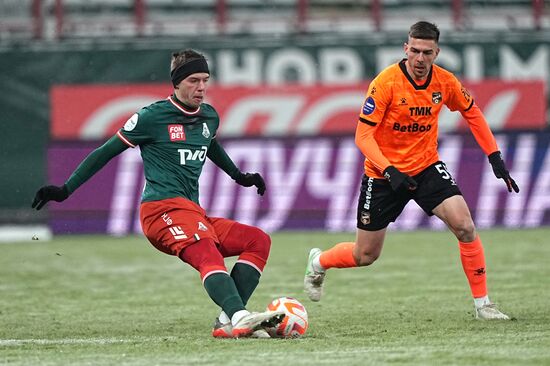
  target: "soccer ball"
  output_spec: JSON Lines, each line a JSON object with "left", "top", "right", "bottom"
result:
{"left": 266, "top": 297, "right": 308, "bottom": 338}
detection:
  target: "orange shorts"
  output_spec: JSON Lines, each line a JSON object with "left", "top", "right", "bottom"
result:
{"left": 140, "top": 197, "right": 236, "bottom": 257}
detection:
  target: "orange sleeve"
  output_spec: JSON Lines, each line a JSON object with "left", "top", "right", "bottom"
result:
{"left": 355, "top": 121, "right": 391, "bottom": 173}
{"left": 446, "top": 73, "right": 473, "bottom": 112}
{"left": 461, "top": 103, "right": 499, "bottom": 155}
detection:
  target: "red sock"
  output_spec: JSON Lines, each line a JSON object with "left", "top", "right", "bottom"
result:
{"left": 319, "top": 242, "right": 357, "bottom": 269}
{"left": 459, "top": 236, "right": 487, "bottom": 298}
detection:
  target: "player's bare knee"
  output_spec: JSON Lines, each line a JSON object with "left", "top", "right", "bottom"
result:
{"left": 452, "top": 219, "right": 476, "bottom": 242}
{"left": 355, "top": 252, "right": 379, "bottom": 266}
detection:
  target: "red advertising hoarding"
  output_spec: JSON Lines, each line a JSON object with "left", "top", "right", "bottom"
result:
{"left": 51, "top": 81, "right": 546, "bottom": 140}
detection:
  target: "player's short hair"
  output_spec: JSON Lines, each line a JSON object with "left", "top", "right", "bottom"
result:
{"left": 170, "top": 49, "right": 206, "bottom": 73}
{"left": 169, "top": 49, "right": 209, "bottom": 87}
{"left": 408, "top": 21, "right": 440, "bottom": 43}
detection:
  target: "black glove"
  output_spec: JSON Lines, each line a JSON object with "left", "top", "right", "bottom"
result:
{"left": 488, "top": 151, "right": 519, "bottom": 193}
{"left": 234, "top": 172, "right": 266, "bottom": 196}
{"left": 32, "top": 184, "right": 69, "bottom": 210}
{"left": 383, "top": 166, "right": 418, "bottom": 192}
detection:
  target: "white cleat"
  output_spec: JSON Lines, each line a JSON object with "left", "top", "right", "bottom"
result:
{"left": 232, "top": 310, "right": 285, "bottom": 338}
{"left": 304, "top": 248, "right": 326, "bottom": 302}
{"left": 251, "top": 329, "right": 271, "bottom": 338}
{"left": 475, "top": 303, "right": 510, "bottom": 320}
{"left": 212, "top": 318, "right": 272, "bottom": 338}
{"left": 212, "top": 317, "right": 233, "bottom": 338}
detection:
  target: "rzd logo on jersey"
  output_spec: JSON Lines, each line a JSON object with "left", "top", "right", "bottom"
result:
{"left": 178, "top": 146, "right": 208, "bottom": 165}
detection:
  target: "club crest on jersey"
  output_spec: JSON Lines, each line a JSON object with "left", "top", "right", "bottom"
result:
{"left": 168, "top": 124, "right": 186, "bottom": 141}
{"left": 360, "top": 211, "right": 371, "bottom": 225}
{"left": 460, "top": 86, "right": 472, "bottom": 103}
{"left": 432, "top": 92, "right": 442, "bottom": 104}
{"left": 202, "top": 123, "right": 210, "bottom": 138}
{"left": 362, "top": 96, "right": 376, "bottom": 115}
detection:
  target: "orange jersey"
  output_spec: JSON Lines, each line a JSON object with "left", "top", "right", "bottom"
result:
{"left": 356, "top": 59, "right": 498, "bottom": 178}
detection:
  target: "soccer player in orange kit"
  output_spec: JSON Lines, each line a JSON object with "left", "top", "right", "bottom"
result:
{"left": 304, "top": 21, "right": 519, "bottom": 320}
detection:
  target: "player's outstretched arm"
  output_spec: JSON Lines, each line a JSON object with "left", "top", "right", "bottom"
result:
{"left": 32, "top": 135, "right": 128, "bottom": 210}
{"left": 488, "top": 151, "right": 520, "bottom": 193}
{"left": 459, "top": 104, "right": 519, "bottom": 193}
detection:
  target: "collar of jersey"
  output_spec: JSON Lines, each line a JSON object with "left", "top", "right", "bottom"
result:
{"left": 399, "top": 59, "right": 433, "bottom": 90}
{"left": 168, "top": 95, "right": 201, "bottom": 115}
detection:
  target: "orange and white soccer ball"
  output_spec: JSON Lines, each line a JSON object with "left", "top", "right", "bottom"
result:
{"left": 266, "top": 297, "right": 308, "bottom": 338}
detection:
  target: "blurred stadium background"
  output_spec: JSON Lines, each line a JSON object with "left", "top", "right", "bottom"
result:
{"left": 0, "top": 0, "right": 548, "bottom": 240}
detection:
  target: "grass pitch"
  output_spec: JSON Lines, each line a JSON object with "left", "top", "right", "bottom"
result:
{"left": 1, "top": 229, "right": 549, "bottom": 365}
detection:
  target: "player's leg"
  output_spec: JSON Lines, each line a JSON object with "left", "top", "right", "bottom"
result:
{"left": 209, "top": 218, "right": 272, "bottom": 336}
{"left": 304, "top": 175, "right": 408, "bottom": 301}
{"left": 180, "top": 239, "right": 283, "bottom": 337}
{"left": 432, "top": 196, "right": 509, "bottom": 320}
{"left": 417, "top": 162, "right": 509, "bottom": 320}
{"left": 140, "top": 199, "right": 283, "bottom": 337}
{"left": 178, "top": 239, "right": 241, "bottom": 324}
{"left": 304, "top": 228, "right": 386, "bottom": 302}
{"left": 212, "top": 219, "right": 271, "bottom": 306}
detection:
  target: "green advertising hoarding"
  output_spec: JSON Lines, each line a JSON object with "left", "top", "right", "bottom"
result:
{"left": 0, "top": 34, "right": 548, "bottom": 218}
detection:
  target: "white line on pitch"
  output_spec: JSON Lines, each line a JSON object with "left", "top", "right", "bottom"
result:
{"left": 0, "top": 337, "right": 178, "bottom": 346}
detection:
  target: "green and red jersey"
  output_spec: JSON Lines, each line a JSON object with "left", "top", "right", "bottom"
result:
{"left": 64, "top": 95, "right": 240, "bottom": 205}
{"left": 117, "top": 95, "right": 238, "bottom": 204}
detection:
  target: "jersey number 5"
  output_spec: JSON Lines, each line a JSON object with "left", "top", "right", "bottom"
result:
{"left": 435, "top": 163, "right": 451, "bottom": 180}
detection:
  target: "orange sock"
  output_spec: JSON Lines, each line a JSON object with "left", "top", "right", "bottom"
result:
{"left": 319, "top": 242, "right": 358, "bottom": 269}
{"left": 459, "top": 236, "right": 487, "bottom": 298}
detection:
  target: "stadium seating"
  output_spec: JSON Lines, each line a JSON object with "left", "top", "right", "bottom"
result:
{"left": 0, "top": 1, "right": 546, "bottom": 41}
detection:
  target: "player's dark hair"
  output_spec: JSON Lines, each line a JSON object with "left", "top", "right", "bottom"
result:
{"left": 170, "top": 49, "right": 206, "bottom": 73}
{"left": 170, "top": 49, "right": 209, "bottom": 87}
{"left": 408, "top": 21, "right": 440, "bottom": 43}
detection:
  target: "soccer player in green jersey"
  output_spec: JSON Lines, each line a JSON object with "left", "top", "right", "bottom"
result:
{"left": 32, "top": 49, "right": 284, "bottom": 338}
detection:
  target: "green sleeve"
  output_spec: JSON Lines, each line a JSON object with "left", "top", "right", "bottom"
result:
{"left": 64, "top": 135, "right": 129, "bottom": 194}
{"left": 207, "top": 138, "right": 240, "bottom": 179}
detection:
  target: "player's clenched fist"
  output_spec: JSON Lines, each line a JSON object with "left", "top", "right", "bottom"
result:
{"left": 234, "top": 172, "right": 266, "bottom": 196}
{"left": 383, "top": 166, "right": 418, "bottom": 192}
